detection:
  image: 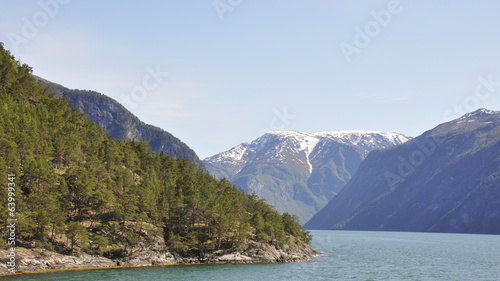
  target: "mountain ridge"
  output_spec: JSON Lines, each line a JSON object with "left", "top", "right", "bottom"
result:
{"left": 305, "top": 108, "right": 500, "bottom": 234}
{"left": 36, "top": 76, "right": 203, "bottom": 167}
{"left": 204, "top": 130, "right": 411, "bottom": 223}
{"left": 0, "top": 43, "right": 316, "bottom": 273}
{"left": 205, "top": 130, "right": 411, "bottom": 176}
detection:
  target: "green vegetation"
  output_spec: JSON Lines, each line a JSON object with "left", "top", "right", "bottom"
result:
{"left": 232, "top": 164, "right": 326, "bottom": 224}
{"left": 38, "top": 78, "right": 204, "bottom": 167}
{"left": 0, "top": 43, "right": 311, "bottom": 258}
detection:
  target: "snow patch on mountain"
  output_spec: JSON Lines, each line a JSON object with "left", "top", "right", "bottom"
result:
{"left": 204, "top": 130, "right": 412, "bottom": 176}
{"left": 459, "top": 108, "right": 498, "bottom": 120}
{"left": 300, "top": 135, "right": 320, "bottom": 173}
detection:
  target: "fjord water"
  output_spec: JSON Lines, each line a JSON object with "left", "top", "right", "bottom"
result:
{"left": 7, "top": 230, "right": 500, "bottom": 281}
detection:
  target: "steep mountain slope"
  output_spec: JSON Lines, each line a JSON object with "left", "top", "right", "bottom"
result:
{"left": 0, "top": 43, "right": 314, "bottom": 267}
{"left": 37, "top": 77, "right": 203, "bottom": 166}
{"left": 305, "top": 109, "right": 500, "bottom": 234}
{"left": 204, "top": 131, "right": 411, "bottom": 223}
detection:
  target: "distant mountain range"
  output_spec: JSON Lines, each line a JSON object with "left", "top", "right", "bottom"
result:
{"left": 204, "top": 131, "right": 411, "bottom": 223}
{"left": 305, "top": 109, "right": 500, "bottom": 234}
{"left": 33, "top": 78, "right": 500, "bottom": 234}
{"left": 37, "top": 77, "right": 203, "bottom": 166}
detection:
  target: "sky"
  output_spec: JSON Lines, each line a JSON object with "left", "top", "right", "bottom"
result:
{"left": 1, "top": 0, "right": 500, "bottom": 159}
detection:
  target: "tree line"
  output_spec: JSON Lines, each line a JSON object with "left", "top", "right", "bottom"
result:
{"left": 0, "top": 43, "right": 311, "bottom": 258}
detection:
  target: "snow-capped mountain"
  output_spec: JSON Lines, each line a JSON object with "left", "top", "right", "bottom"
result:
{"left": 204, "top": 131, "right": 411, "bottom": 224}
{"left": 306, "top": 109, "right": 500, "bottom": 234}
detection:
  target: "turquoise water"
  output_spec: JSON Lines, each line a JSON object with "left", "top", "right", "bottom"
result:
{"left": 4, "top": 230, "right": 500, "bottom": 280}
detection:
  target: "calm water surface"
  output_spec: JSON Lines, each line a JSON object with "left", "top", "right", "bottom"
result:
{"left": 4, "top": 230, "right": 500, "bottom": 280}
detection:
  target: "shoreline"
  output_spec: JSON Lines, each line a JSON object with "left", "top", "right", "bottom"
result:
{"left": 1, "top": 244, "right": 323, "bottom": 277}
{"left": 2, "top": 258, "right": 310, "bottom": 277}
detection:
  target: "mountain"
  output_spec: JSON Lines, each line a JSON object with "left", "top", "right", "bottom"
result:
{"left": 305, "top": 109, "right": 500, "bottom": 234}
{"left": 204, "top": 131, "right": 411, "bottom": 223}
{"left": 0, "top": 43, "right": 315, "bottom": 268}
{"left": 37, "top": 77, "right": 203, "bottom": 166}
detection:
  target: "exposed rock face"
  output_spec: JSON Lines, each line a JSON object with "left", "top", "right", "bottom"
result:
{"left": 0, "top": 248, "right": 116, "bottom": 273}
{"left": 36, "top": 77, "right": 203, "bottom": 166}
{"left": 204, "top": 131, "right": 410, "bottom": 223}
{"left": 0, "top": 239, "right": 321, "bottom": 275}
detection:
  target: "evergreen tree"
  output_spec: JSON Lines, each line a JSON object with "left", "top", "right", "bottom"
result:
{"left": 0, "top": 43, "right": 312, "bottom": 258}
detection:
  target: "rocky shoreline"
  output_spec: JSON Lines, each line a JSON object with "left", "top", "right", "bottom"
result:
{"left": 0, "top": 241, "right": 322, "bottom": 276}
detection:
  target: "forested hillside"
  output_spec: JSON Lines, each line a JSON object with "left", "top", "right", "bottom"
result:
{"left": 0, "top": 43, "right": 311, "bottom": 260}
{"left": 204, "top": 131, "right": 410, "bottom": 224}
{"left": 37, "top": 78, "right": 203, "bottom": 167}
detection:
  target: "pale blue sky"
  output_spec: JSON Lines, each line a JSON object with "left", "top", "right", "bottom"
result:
{"left": 1, "top": 0, "right": 500, "bottom": 159}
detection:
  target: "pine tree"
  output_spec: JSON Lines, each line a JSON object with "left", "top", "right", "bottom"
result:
{"left": 66, "top": 222, "right": 89, "bottom": 253}
{"left": 0, "top": 43, "right": 313, "bottom": 259}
